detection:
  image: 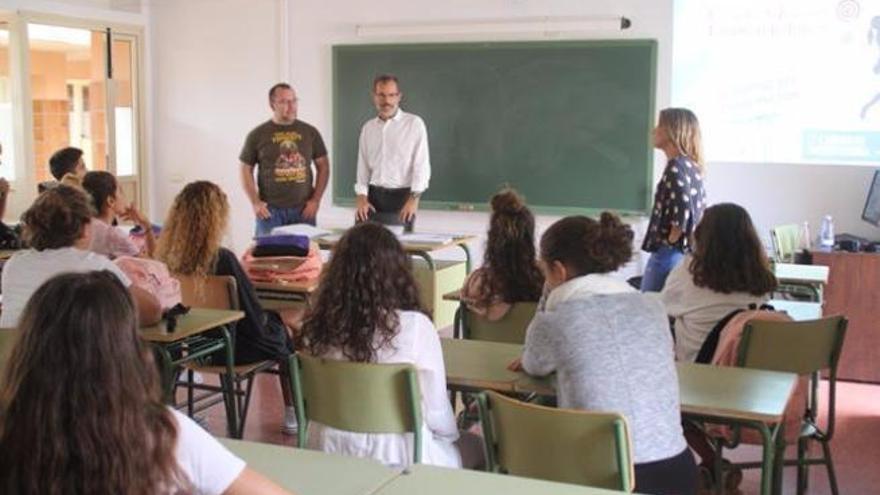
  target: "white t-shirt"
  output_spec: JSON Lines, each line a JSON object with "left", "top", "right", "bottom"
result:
{"left": 661, "top": 256, "right": 769, "bottom": 362}
{"left": 89, "top": 219, "right": 140, "bottom": 258}
{"left": 171, "top": 409, "right": 246, "bottom": 495}
{"left": 0, "top": 247, "right": 132, "bottom": 328}
{"left": 306, "top": 311, "right": 461, "bottom": 468}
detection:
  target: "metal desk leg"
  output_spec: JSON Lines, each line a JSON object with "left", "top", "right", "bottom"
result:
{"left": 772, "top": 422, "right": 787, "bottom": 495}
{"left": 219, "top": 325, "right": 239, "bottom": 438}
{"left": 414, "top": 251, "right": 435, "bottom": 271}
{"left": 458, "top": 243, "right": 473, "bottom": 274}
{"left": 152, "top": 344, "right": 176, "bottom": 404}
{"left": 755, "top": 421, "right": 781, "bottom": 495}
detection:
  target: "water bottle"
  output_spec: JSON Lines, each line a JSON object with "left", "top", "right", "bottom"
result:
{"left": 799, "top": 221, "right": 812, "bottom": 251}
{"left": 819, "top": 215, "right": 835, "bottom": 248}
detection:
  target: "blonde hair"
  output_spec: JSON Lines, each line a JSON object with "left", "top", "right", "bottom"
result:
{"left": 659, "top": 108, "right": 705, "bottom": 173}
{"left": 155, "top": 181, "right": 229, "bottom": 276}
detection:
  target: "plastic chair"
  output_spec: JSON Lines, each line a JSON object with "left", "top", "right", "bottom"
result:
{"left": 476, "top": 390, "right": 634, "bottom": 492}
{"left": 290, "top": 353, "right": 424, "bottom": 463}
{"left": 176, "top": 274, "right": 277, "bottom": 438}
{"left": 457, "top": 302, "right": 538, "bottom": 344}
{"left": 770, "top": 224, "right": 801, "bottom": 263}
{"left": 714, "top": 316, "right": 847, "bottom": 495}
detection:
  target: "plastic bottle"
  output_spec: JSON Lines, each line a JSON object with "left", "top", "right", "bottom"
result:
{"left": 799, "top": 221, "right": 812, "bottom": 250}
{"left": 819, "top": 215, "right": 835, "bottom": 248}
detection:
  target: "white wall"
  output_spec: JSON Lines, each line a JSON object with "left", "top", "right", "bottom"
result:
{"left": 149, "top": 0, "right": 880, "bottom": 258}
{"left": 149, "top": 0, "right": 282, "bottom": 251}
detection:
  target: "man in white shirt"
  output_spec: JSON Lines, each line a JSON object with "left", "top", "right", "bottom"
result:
{"left": 354, "top": 75, "right": 430, "bottom": 232}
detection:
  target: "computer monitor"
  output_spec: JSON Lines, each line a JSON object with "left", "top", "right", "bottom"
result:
{"left": 862, "top": 170, "right": 880, "bottom": 227}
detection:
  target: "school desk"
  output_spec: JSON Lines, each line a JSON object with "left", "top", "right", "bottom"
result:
{"left": 373, "top": 464, "right": 630, "bottom": 495}
{"left": 141, "top": 307, "right": 244, "bottom": 437}
{"left": 219, "top": 438, "right": 398, "bottom": 495}
{"left": 317, "top": 232, "right": 477, "bottom": 272}
{"left": 773, "top": 262, "right": 829, "bottom": 302}
{"left": 768, "top": 299, "right": 823, "bottom": 321}
{"left": 440, "top": 338, "right": 797, "bottom": 495}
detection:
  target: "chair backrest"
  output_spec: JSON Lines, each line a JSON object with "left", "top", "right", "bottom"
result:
{"left": 464, "top": 302, "right": 538, "bottom": 344}
{"left": 738, "top": 317, "right": 847, "bottom": 375}
{"left": 477, "top": 391, "right": 634, "bottom": 492}
{"left": 177, "top": 275, "right": 239, "bottom": 310}
{"left": 770, "top": 224, "right": 801, "bottom": 262}
{"left": 289, "top": 353, "right": 424, "bottom": 463}
{"left": 738, "top": 316, "right": 847, "bottom": 439}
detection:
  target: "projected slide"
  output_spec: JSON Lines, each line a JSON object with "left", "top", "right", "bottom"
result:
{"left": 672, "top": 0, "right": 880, "bottom": 164}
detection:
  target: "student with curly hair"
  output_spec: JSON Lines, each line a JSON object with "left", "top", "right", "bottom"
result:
{"left": 513, "top": 213, "right": 697, "bottom": 495}
{"left": 0, "top": 271, "right": 291, "bottom": 494}
{"left": 298, "top": 223, "right": 480, "bottom": 468}
{"left": 155, "top": 181, "right": 299, "bottom": 433}
{"left": 662, "top": 203, "right": 777, "bottom": 362}
{"left": 0, "top": 185, "right": 161, "bottom": 328}
{"left": 460, "top": 189, "right": 543, "bottom": 321}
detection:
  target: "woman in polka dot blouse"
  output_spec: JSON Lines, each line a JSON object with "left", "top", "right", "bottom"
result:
{"left": 640, "top": 108, "right": 707, "bottom": 292}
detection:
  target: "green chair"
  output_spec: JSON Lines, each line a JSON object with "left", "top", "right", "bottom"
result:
{"left": 476, "top": 390, "right": 634, "bottom": 492}
{"left": 713, "top": 316, "right": 847, "bottom": 495}
{"left": 770, "top": 224, "right": 801, "bottom": 263}
{"left": 176, "top": 275, "right": 277, "bottom": 438}
{"left": 458, "top": 302, "right": 538, "bottom": 344}
{"left": 289, "top": 353, "right": 424, "bottom": 463}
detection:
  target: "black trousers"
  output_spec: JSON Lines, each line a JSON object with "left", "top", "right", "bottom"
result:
{"left": 364, "top": 185, "right": 415, "bottom": 232}
{"left": 634, "top": 447, "right": 698, "bottom": 495}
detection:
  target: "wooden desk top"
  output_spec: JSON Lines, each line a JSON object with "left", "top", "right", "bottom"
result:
{"left": 374, "top": 464, "right": 627, "bottom": 495}
{"left": 442, "top": 289, "right": 462, "bottom": 301}
{"left": 140, "top": 308, "right": 244, "bottom": 343}
{"left": 441, "top": 338, "right": 522, "bottom": 393}
{"left": 253, "top": 278, "right": 320, "bottom": 294}
{"left": 220, "top": 439, "right": 397, "bottom": 495}
{"left": 442, "top": 338, "right": 797, "bottom": 425}
{"left": 0, "top": 249, "right": 17, "bottom": 261}
{"left": 774, "top": 263, "right": 829, "bottom": 285}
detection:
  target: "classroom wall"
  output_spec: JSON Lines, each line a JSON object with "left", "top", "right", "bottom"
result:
{"left": 148, "top": 0, "right": 880, "bottom": 258}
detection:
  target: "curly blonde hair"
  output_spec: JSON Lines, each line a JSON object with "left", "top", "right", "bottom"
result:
{"left": 155, "top": 181, "right": 229, "bottom": 276}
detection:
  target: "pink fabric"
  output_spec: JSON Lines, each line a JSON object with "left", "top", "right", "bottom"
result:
{"left": 241, "top": 242, "right": 322, "bottom": 284}
{"left": 114, "top": 256, "right": 181, "bottom": 310}
{"left": 89, "top": 219, "right": 140, "bottom": 258}
{"left": 707, "top": 310, "right": 807, "bottom": 445}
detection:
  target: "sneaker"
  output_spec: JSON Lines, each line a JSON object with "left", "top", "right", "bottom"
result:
{"left": 282, "top": 406, "right": 298, "bottom": 435}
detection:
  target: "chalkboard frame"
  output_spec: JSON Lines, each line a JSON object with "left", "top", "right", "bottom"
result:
{"left": 332, "top": 39, "right": 657, "bottom": 217}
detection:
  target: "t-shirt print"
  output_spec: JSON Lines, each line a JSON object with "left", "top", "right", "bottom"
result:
{"left": 272, "top": 130, "right": 309, "bottom": 185}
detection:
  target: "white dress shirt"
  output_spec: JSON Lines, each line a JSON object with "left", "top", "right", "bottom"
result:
{"left": 305, "top": 310, "right": 461, "bottom": 468}
{"left": 354, "top": 109, "right": 431, "bottom": 196}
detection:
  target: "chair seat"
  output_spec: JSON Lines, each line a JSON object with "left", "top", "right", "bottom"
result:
{"left": 183, "top": 359, "right": 277, "bottom": 376}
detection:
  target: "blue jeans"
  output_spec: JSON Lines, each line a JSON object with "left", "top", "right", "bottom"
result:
{"left": 640, "top": 245, "right": 685, "bottom": 292}
{"left": 254, "top": 204, "right": 315, "bottom": 237}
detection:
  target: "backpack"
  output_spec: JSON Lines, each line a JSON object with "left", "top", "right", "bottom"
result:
{"left": 114, "top": 256, "right": 182, "bottom": 310}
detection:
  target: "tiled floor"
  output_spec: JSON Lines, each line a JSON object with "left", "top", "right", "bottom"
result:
{"left": 194, "top": 376, "right": 880, "bottom": 494}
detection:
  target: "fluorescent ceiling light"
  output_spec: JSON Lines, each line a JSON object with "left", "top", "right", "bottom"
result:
{"left": 356, "top": 16, "right": 630, "bottom": 38}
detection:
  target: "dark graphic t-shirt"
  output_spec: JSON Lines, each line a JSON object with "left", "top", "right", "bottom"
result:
{"left": 239, "top": 120, "right": 327, "bottom": 209}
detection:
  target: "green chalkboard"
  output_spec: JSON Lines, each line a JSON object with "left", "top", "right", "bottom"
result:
{"left": 332, "top": 40, "right": 657, "bottom": 215}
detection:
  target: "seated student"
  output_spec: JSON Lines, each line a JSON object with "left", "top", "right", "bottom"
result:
{"left": 39, "top": 146, "right": 88, "bottom": 192}
{"left": 0, "top": 271, "right": 292, "bottom": 495}
{"left": 0, "top": 185, "right": 161, "bottom": 328}
{"left": 297, "top": 223, "right": 480, "bottom": 468}
{"left": 82, "top": 171, "right": 156, "bottom": 258}
{"left": 661, "top": 203, "right": 778, "bottom": 362}
{"left": 512, "top": 213, "right": 697, "bottom": 495}
{"left": 155, "top": 180, "right": 299, "bottom": 433}
{"left": 460, "top": 189, "right": 543, "bottom": 321}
